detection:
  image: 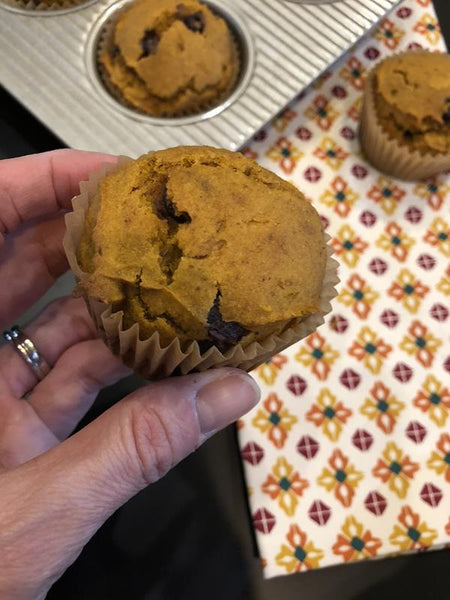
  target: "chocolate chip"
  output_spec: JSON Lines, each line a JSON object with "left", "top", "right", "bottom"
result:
{"left": 110, "top": 45, "right": 120, "bottom": 59}
{"left": 156, "top": 187, "right": 192, "bottom": 229}
{"left": 445, "top": 97, "right": 450, "bottom": 103}
{"left": 207, "top": 290, "right": 249, "bottom": 352}
{"left": 139, "top": 29, "right": 160, "bottom": 59}
{"left": 403, "top": 130, "right": 413, "bottom": 139}
{"left": 182, "top": 11, "right": 205, "bottom": 33}
{"left": 443, "top": 111, "right": 450, "bottom": 123}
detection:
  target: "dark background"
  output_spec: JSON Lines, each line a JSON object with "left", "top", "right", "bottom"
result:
{"left": 1, "top": 2, "right": 450, "bottom": 598}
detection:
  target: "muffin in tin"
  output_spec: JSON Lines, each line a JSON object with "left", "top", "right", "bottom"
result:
{"left": 99, "top": 0, "right": 240, "bottom": 117}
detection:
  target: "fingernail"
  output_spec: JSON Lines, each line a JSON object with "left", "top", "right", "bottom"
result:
{"left": 196, "top": 372, "right": 260, "bottom": 435}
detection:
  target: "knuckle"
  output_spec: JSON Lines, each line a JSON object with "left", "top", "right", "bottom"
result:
{"left": 127, "top": 401, "right": 176, "bottom": 486}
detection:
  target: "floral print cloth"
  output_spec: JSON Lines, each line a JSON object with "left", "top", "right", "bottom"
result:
{"left": 238, "top": 0, "right": 450, "bottom": 578}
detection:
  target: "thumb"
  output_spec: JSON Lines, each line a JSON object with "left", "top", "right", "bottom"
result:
{"left": 0, "top": 368, "right": 259, "bottom": 600}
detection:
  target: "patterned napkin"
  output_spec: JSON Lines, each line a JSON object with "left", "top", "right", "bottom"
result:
{"left": 238, "top": 0, "right": 450, "bottom": 578}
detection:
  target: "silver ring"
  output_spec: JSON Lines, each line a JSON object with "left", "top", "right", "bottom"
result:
{"left": 2, "top": 326, "right": 51, "bottom": 381}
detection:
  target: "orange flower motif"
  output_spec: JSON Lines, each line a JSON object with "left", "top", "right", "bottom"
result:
{"left": 414, "top": 13, "right": 441, "bottom": 45}
{"left": 376, "top": 222, "right": 416, "bottom": 262}
{"left": 373, "top": 442, "right": 419, "bottom": 499}
{"left": 312, "top": 70, "right": 332, "bottom": 90}
{"left": 390, "top": 506, "right": 437, "bottom": 551}
{"left": 313, "top": 137, "right": 349, "bottom": 170}
{"left": 340, "top": 57, "right": 366, "bottom": 91}
{"left": 417, "top": 0, "right": 430, "bottom": 5}
{"left": 387, "top": 268, "right": 430, "bottom": 314}
{"left": 272, "top": 108, "right": 298, "bottom": 132}
{"left": 252, "top": 393, "right": 297, "bottom": 449}
{"left": 348, "top": 326, "right": 393, "bottom": 375}
{"left": 320, "top": 176, "right": 359, "bottom": 218}
{"left": 368, "top": 176, "right": 406, "bottom": 215}
{"left": 360, "top": 382, "right": 405, "bottom": 434}
{"left": 446, "top": 518, "right": 450, "bottom": 537}
{"left": 255, "top": 354, "right": 288, "bottom": 385}
{"left": 331, "top": 224, "right": 369, "bottom": 267}
{"left": 304, "top": 95, "right": 340, "bottom": 131}
{"left": 427, "top": 433, "right": 450, "bottom": 482}
{"left": 318, "top": 449, "right": 363, "bottom": 507}
{"left": 266, "top": 137, "right": 303, "bottom": 174}
{"left": 262, "top": 457, "right": 309, "bottom": 516}
{"left": 338, "top": 274, "right": 379, "bottom": 319}
{"left": 424, "top": 217, "right": 450, "bottom": 257}
{"left": 295, "top": 332, "right": 340, "bottom": 381}
{"left": 333, "top": 516, "right": 382, "bottom": 562}
{"left": 240, "top": 147, "right": 259, "bottom": 160}
{"left": 413, "top": 178, "right": 450, "bottom": 211}
{"left": 437, "top": 264, "right": 450, "bottom": 296}
{"left": 276, "top": 525, "right": 324, "bottom": 573}
{"left": 347, "top": 96, "right": 362, "bottom": 122}
{"left": 306, "top": 388, "right": 352, "bottom": 442}
{"left": 413, "top": 375, "right": 450, "bottom": 427}
{"left": 374, "top": 18, "right": 405, "bottom": 50}
{"left": 399, "top": 320, "right": 442, "bottom": 368}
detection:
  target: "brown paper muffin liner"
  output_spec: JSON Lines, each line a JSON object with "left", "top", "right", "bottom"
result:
{"left": 360, "top": 50, "right": 450, "bottom": 181}
{"left": 3, "top": 0, "right": 91, "bottom": 12}
{"left": 96, "top": 2, "right": 242, "bottom": 119}
{"left": 63, "top": 156, "right": 339, "bottom": 379}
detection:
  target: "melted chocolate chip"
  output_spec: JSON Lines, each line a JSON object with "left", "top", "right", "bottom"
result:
{"left": 403, "top": 130, "right": 413, "bottom": 139}
{"left": 207, "top": 290, "right": 249, "bottom": 353}
{"left": 445, "top": 97, "right": 450, "bottom": 103}
{"left": 443, "top": 111, "right": 450, "bottom": 123}
{"left": 156, "top": 187, "right": 192, "bottom": 228}
{"left": 110, "top": 45, "right": 120, "bottom": 59}
{"left": 139, "top": 29, "right": 160, "bottom": 59}
{"left": 182, "top": 11, "right": 205, "bottom": 33}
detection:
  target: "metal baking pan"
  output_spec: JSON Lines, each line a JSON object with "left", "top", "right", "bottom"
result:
{"left": 0, "top": 0, "right": 399, "bottom": 157}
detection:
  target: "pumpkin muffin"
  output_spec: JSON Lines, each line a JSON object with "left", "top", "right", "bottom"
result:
{"left": 99, "top": 0, "right": 239, "bottom": 117}
{"left": 76, "top": 146, "right": 328, "bottom": 355}
{"left": 360, "top": 51, "right": 450, "bottom": 180}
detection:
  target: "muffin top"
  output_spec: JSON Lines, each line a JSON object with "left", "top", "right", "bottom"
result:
{"left": 100, "top": 0, "right": 239, "bottom": 117}
{"left": 77, "top": 147, "right": 327, "bottom": 351}
{"left": 374, "top": 52, "right": 450, "bottom": 154}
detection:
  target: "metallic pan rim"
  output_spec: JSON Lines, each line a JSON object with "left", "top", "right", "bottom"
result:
{"left": 84, "top": 0, "right": 256, "bottom": 127}
{"left": 0, "top": 0, "right": 99, "bottom": 17}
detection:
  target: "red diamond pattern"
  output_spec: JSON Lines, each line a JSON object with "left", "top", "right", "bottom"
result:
{"left": 308, "top": 501, "right": 332, "bottom": 526}
{"left": 332, "top": 85, "right": 347, "bottom": 99}
{"left": 380, "top": 309, "right": 400, "bottom": 328}
{"left": 393, "top": 362, "right": 413, "bottom": 383}
{"left": 420, "top": 483, "right": 443, "bottom": 508}
{"left": 397, "top": 6, "right": 412, "bottom": 18}
{"left": 304, "top": 166, "right": 322, "bottom": 183}
{"left": 405, "top": 206, "right": 423, "bottom": 223}
{"left": 369, "top": 258, "right": 388, "bottom": 275}
{"left": 340, "top": 126, "right": 355, "bottom": 140}
{"left": 340, "top": 368, "right": 361, "bottom": 390}
{"left": 241, "top": 442, "right": 265, "bottom": 466}
{"left": 351, "top": 164, "right": 368, "bottom": 179}
{"left": 296, "top": 126, "right": 312, "bottom": 141}
{"left": 360, "top": 210, "right": 377, "bottom": 227}
{"left": 430, "top": 303, "right": 449, "bottom": 322}
{"left": 445, "top": 356, "right": 450, "bottom": 373}
{"left": 406, "top": 421, "right": 427, "bottom": 444}
{"left": 352, "top": 429, "right": 374, "bottom": 451}
{"left": 365, "top": 491, "right": 388, "bottom": 516}
{"left": 417, "top": 253, "right": 436, "bottom": 270}
{"left": 253, "top": 508, "right": 276, "bottom": 534}
{"left": 253, "top": 130, "right": 267, "bottom": 142}
{"left": 297, "top": 436, "right": 320, "bottom": 459}
{"left": 329, "top": 314, "right": 349, "bottom": 333}
{"left": 364, "top": 46, "right": 381, "bottom": 60}
{"left": 286, "top": 375, "right": 307, "bottom": 396}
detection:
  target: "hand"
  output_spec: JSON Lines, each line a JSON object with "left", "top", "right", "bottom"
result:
{"left": 0, "top": 150, "right": 260, "bottom": 600}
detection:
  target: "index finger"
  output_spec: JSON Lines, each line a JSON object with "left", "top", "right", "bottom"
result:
{"left": 0, "top": 149, "right": 117, "bottom": 237}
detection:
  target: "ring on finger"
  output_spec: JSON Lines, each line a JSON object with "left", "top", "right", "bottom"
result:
{"left": 2, "top": 326, "right": 51, "bottom": 382}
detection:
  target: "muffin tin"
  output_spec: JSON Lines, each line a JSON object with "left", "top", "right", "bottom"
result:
{"left": 0, "top": 0, "right": 400, "bottom": 157}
